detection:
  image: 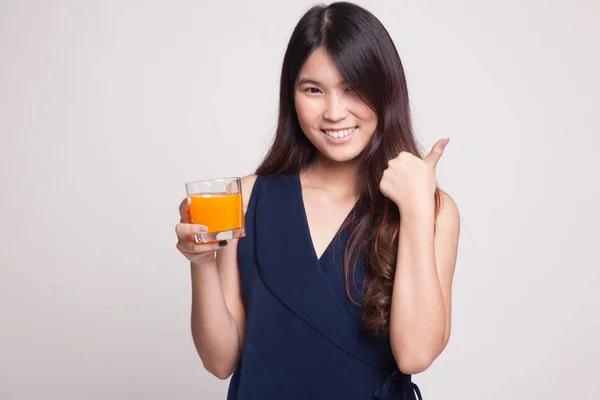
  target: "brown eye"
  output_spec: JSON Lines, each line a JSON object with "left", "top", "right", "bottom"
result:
{"left": 306, "top": 87, "right": 321, "bottom": 94}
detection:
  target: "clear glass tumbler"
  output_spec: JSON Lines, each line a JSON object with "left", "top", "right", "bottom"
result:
{"left": 185, "top": 177, "right": 245, "bottom": 243}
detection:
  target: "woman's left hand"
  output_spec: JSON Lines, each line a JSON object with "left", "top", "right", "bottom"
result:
{"left": 379, "top": 138, "right": 449, "bottom": 216}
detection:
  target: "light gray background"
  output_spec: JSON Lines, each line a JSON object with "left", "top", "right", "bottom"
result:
{"left": 1, "top": 0, "right": 599, "bottom": 398}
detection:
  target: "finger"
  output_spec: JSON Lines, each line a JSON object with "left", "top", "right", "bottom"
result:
{"left": 178, "top": 238, "right": 227, "bottom": 254}
{"left": 190, "top": 240, "right": 228, "bottom": 253}
{"left": 423, "top": 138, "right": 450, "bottom": 169}
{"left": 179, "top": 197, "right": 192, "bottom": 223}
{"left": 175, "top": 223, "right": 208, "bottom": 240}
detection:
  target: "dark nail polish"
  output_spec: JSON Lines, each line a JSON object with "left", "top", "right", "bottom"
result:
{"left": 219, "top": 240, "right": 228, "bottom": 247}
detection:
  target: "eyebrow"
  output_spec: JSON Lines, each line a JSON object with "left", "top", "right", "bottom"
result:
{"left": 297, "top": 77, "right": 348, "bottom": 87}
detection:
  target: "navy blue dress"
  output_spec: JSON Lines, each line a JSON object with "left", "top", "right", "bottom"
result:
{"left": 228, "top": 172, "right": 422, "bottom": 400}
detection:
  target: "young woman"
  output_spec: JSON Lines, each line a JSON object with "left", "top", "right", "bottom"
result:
{"left": 175, "top": 2, "right": 460, "bottom": 399}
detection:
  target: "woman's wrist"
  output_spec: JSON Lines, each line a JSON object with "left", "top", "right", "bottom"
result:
{"left": 191, "top": 254, "right": 217, "bottom": 269}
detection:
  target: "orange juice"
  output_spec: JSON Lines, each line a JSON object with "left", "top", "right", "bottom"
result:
{"left": 189, "top": 192, "right": 243, "bottom": 233}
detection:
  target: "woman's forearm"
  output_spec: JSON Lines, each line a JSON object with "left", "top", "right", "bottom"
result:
{"left": 389, "top": 209, "right": 446, "bottom": 374}
{"left": 190, "top": 258, "right": 241, "bottom": 379}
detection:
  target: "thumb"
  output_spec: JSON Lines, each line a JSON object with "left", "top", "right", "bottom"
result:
{"left": 424, "top": 138, "right": 450, "bottom": 168}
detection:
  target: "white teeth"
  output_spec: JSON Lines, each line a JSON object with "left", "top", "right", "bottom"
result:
{"left": 324, "top": 127, "right": 356, "bottom": 138}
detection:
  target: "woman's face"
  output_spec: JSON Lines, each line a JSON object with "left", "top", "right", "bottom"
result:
{"left": 294, "top": 46, "right": 378, "bottom": 163}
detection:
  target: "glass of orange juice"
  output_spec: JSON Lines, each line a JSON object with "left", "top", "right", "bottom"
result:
{"left": 185, "top": 177, "right": 245, "bottom": 243}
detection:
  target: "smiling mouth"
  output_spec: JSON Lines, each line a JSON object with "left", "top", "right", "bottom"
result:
{"left": 320, "top": 126, "right": 358, "bottom": 138}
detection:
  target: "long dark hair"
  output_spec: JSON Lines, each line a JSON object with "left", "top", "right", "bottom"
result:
{"left": 255, "top": 2, "right": 442, "bottom": 336}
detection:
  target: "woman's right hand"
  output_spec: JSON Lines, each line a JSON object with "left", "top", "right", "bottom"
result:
{"left": 175, "top": 197, "right": 227, "bottom": 266}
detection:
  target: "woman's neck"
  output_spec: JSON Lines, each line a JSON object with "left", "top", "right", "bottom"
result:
{"left": 301, "top": 156, "right": 359, "bottom": 200}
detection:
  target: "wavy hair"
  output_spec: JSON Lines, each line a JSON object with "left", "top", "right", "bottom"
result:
{"left": 255, "top": 2, "right": 442, "bottom": 336}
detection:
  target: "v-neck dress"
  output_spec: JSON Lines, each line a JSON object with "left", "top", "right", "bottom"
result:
{"left": 227, "top": 172, "right": 422, "bottom": 400}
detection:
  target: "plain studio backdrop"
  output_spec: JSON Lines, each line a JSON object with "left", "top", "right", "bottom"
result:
{"left": 1, "top": 0, "right": 599, "bottom": 398}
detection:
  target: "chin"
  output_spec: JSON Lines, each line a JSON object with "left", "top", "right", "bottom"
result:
{"left": 320, "top": 148, "right": 362, "bottom": 163}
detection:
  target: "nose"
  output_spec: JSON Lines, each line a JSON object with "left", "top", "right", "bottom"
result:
{"left": 323, "top": 93, "right": 348, "bottom": 121}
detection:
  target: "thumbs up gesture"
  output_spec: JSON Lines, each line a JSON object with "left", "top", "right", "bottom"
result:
{"left": 379, "top": 138, "right": 449, "bottom": 217}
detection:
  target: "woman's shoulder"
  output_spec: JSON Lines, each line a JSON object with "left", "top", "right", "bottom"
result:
{"left": 241, "top": 174, "right": 259, "bottom": 212}
{"left": 241, "top": 174, "right": 258, "bottom": 190}
{"left": 241, "top": 172, "right": 300, "bottom": 210}
{"left": 437, "top": 188, "right": 460, "bottom": 219}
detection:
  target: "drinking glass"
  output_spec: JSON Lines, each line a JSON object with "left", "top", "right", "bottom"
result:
{"left": 185, "top": 177, "right": 245, "bottom": 243}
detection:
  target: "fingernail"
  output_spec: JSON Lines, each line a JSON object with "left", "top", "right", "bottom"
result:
{"left": 441, "top": 138, "right": 450, "bottom": 149}
{"left": 198, "top": 225, "right": 208, "bottom": 233}
{"left": 219, "top": 240, "right": 228, "bottom": 247}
